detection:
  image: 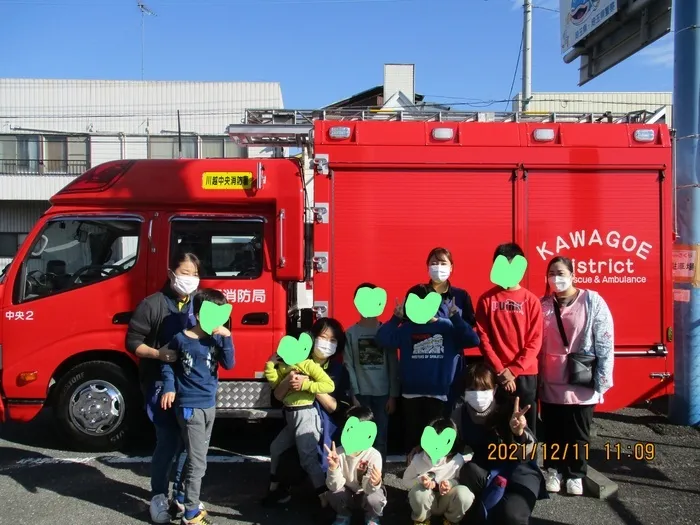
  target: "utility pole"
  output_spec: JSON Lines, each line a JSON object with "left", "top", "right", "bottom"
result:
{"left": 671, "top": 0, "right": 700, "bottom": 427}
{"left": 522, "top": 0, "right": 532, "bottom": 112}
{"left": 137, "top": 1, "right": 156, "bottom": 81}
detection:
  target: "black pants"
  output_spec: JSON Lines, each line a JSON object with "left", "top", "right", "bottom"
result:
{"left": 540, "top": 402, "right": 594, "bottom": 479}
{"left": 459, "top": 461, "right": 536, "bottom": 525}
{"left": 497, "top": 374, "right": 538, "bottom": 438}
{"left": 401, "top": 396, "right": 447, "bottom": 453}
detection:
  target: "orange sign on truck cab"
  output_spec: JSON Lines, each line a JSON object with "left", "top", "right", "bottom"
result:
{"left": 0, "top": 108, "right": 674, "bottom": 451}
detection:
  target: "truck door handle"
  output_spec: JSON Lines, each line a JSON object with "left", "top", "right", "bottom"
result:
{"left": 241, "top": 312, "right": 269, "bottom": 325}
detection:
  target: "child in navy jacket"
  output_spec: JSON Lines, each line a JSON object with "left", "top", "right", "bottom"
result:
{"left": 161, "top": 288, "right": 235, "bottom": 525}
{"left": 376, "top": 284, "right": 479, "bottom": 453}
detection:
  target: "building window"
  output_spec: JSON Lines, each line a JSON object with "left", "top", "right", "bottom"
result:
{"left": 0, "top": 134, "right": 89, "bottom": 175}
{"left": 200, "top": 136, "right": 246, "bottom": 159}
{"left": 17, "top": 136, "right": 40, "bottom": 172}
{"left": 0, "top": 233, "right": 23, "bottom": 258}
{"left": 148, "top": 136, "right": 198, "bottom": 159}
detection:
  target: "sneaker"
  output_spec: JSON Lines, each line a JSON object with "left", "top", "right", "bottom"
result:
{"left": 544, "top": 468, "right": 562, "bottom": 493}
{"left": 149, "top": 494, "right": 171, "bottom": 524}
{"left": 181, "top": 510, "right": 214, "bottom": 524}
{"left": 332, "top": 516, "right": 352, "bottom": 525}
{"left": 260, "top": 486, "right": 291, "bottom": 507}
{"left": 365, "top": 519, "right": 381, "bottom": 525}
{"left": 170, "top": 501, "right": 204, "bottom": 519}
{"left": 566, "top": 477, "right": 584, "bottom": 496}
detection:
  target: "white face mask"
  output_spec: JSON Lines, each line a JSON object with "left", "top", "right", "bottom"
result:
{"left": 429, "top": 264, "right": 451, "bottom": 283}
{"left": 314, "top": 338, "right": 337, "bottom": 358}
{"left": 171, "top": 274, "right": 200, "bottom": 296}
{"left": 548, "top": 275, "right": 572, "bottom": 293}
{"left": 464, "top": 389, "right": 495, "bottom": 413}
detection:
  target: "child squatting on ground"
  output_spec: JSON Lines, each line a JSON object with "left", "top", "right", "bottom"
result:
{"left": 324, "top": 406, "right": 387, "bottom": 525}
{"left": 160, "top": 288, "right": 235, "bottom": 525}
{"left": 264, "top": 335, "right": 336, "bottom": 504}
{"left": 403, "top": 418, "right": 475, "bottom": 525}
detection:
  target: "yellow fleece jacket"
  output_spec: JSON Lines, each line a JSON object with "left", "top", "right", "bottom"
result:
{"left": 264, "top": 358, "right": 335, "bottom": 406}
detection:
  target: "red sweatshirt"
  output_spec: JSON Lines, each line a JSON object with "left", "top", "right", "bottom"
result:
{"left": 475, "top": 286, "right": 543, "bottom": 377}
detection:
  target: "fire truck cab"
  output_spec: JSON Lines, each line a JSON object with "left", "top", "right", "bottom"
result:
{"left": 0, "top": 108, "right": 674, "bottom": 451}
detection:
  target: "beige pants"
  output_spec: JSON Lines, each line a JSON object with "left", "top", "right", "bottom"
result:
{"left": 408, "top": 483, "right": 475, "bottom": 523}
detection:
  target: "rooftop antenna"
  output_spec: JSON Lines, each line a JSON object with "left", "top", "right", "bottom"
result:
{"left": 137, "top": 1, "right": 156, "bottom": 80}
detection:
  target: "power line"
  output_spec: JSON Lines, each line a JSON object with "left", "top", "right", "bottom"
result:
{"left": 532, "top": 4, "right": 559, "bottom": 13}
{"left": 505, "top": 38, "right": 524, "bottom": 111}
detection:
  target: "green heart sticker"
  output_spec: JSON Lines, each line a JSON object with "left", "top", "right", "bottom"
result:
{"left": 420, "top": 426, "right": 457, "bottom": 465}
{"left": 354, "top": 286, "right": 387, "bottom": 318}
{"left": 490, "top": 255, "right": 528, "bottom": 289}
{"left": 276, "top": 332, "right": 313, "bottom": 366}
{"left": 199, "top": 301, "right": 233, "bottom": 335}
{"left": 340, "top": 416, "right": 378, "bottom": 455}
{"left": 405, "top": 291, "right": 442, "bottom": 324}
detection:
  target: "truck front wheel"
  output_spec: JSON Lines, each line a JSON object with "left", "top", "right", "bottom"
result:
{"left": 54, "top": 361, "right": 138, "bottom": 452}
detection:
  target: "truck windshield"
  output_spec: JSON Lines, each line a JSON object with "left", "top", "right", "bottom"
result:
{"left": 17, "top": 218, "right": 140, "bottom": 302}
{"left": 0, "top": 261, "right": 9, "bottom": 283}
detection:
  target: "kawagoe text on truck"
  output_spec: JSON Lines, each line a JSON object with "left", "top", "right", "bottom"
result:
{"left": 0, "top": 108, "right": 674, "bottom": 451}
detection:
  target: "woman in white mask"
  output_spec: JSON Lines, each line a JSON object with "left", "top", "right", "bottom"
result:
{"left": 539, "top": 256, "right": 614, "bottom": 496}
{"left": 267, "top": 317, "right": 353, "bottom": 513}
{"left": 425, "top": 247, "right": 479, "bottom": 421}
{"left": 426, "top": 247, "right": 476, "bottom": 326}
{"left": 125, "top": 251, "right": 202, "bottom": 523}
{"left": 456, "top": 362, "right": 546, "bottom": 525}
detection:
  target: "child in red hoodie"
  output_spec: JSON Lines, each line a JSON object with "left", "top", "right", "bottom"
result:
{"left": 475, "top": 243, "right": 543, "bottom": 435}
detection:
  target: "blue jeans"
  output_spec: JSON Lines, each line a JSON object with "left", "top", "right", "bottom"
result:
{"left": 147, "top": 381, "right": 187, "bottom": 499}
{"left": 356, "top": 394, "right": 390, "bottom": 461}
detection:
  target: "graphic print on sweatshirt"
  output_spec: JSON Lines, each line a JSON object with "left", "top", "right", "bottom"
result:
{"left": 358, "top": 337, "right": 384, "bottom": 367}
{"left": 410, "top": 333, "right": 445, "bottom": 360}
{"left": 490, "top": 299, "right": 524, "bottom": 315}
{"left": 181, "top": 346, "right": 220, "bottom": 376}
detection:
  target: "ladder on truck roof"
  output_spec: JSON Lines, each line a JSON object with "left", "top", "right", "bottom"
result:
{"left": 226, "top": 107, "right": 668, "bottom": 148}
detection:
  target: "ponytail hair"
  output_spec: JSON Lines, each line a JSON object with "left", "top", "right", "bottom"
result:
{"left": 544, "top": 256, "right": 574, "bottom": 296}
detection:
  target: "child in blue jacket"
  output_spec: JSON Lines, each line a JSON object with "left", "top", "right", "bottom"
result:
{"left": 376, "top": 283, "right": 479, "bottom": 453}
{"left": 160, "top": 288, "right": 235, "bottom": 525}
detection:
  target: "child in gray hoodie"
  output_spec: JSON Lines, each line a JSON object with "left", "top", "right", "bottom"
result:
{"left": 344, "top": 282, "right": 400, "bottom": 462}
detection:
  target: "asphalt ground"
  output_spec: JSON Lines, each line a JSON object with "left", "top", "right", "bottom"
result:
{"left": 0, "top": 405, "right": 698, "bottom": 525}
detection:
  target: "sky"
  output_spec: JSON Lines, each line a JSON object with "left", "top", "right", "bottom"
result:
{"left": 0, "top": 0, "right": 674, "bottom": 110}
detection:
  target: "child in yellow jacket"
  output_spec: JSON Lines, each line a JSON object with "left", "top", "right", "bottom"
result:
{"left": 263, "top": 341, "right": 336, "bottom": 505}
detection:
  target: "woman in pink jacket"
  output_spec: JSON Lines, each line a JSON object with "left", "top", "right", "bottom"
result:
{"left": 539, "top": 256, "right": 615, "bottom": 497}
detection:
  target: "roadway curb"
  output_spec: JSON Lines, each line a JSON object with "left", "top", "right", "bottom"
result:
{"left": 585, "top": 466, "right": 619, "bottom": 499}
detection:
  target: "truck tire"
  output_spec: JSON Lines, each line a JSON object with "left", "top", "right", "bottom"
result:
{"left": 54, "top": 361, "right": 138, "bottom": 452}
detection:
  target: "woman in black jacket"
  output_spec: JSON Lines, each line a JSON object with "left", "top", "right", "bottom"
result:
{"left": 125, "top": 251, "right": 201, "bottom": 524}
{"left": 456, "top": 362, "right": 546, "bottom": 525}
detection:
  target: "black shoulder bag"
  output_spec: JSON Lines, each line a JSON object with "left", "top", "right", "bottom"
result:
{"left": 552, "top": 296, "right": 596, "bottom": 387}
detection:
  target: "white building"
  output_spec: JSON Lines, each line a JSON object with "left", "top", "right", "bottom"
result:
{"left": 0, "top": 78, "right": 284, "bottom": 268}
{"left": 512, "top": 91, "right": 672, "bottom": 124}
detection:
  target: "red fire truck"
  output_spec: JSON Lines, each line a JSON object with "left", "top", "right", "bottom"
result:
{"left": 0, "top": 108, "right": 674, "bottom": 451}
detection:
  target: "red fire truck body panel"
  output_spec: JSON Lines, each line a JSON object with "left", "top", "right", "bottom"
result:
{"left": 313, "top": 119, "right": 673, "bottom": 412}
{"left": 0, "top": 115, "right": 673, "bottom": 450}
